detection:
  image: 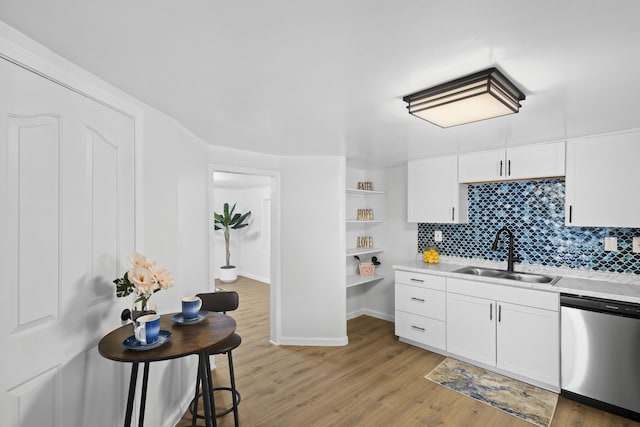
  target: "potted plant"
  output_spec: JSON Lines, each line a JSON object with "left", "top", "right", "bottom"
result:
{"left": 214, "top": 202, "right": 251, "bottom": 283}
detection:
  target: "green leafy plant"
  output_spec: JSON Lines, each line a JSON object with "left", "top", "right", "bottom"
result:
{"left": 214, "top": 202, "right": 251, "bottom": 268}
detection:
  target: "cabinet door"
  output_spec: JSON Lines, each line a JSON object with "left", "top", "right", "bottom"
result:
{"left": 446, "top": 293, "right": 496, "bottom": 366}
{"left": 407, "top": 155, "right": 466, "bottom": 223}
{"left": 565, "top": 133, "right": 640, "bottom": 227}
{"left": 506, "top": 141, "right": 565, "bottom": 181}
{"left": 458, "top": 149, "right": 505, "bottom": 183}
{"left": 497, "top": 302, "right": 559, "bottom": 387}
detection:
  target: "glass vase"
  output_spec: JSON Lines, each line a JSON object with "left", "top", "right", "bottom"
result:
{"left": 131, "top": 292, "right": 157, "bottom": 322}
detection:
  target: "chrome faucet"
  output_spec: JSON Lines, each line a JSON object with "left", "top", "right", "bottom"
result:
{"left": 491, "top": 227, "right": 522, "bottom": 272}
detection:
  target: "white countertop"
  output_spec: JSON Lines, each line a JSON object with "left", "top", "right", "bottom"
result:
{"left": 393, "top": 257, "right": 640, "bottom": 304}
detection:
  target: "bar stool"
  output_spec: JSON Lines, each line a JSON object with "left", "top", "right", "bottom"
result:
{"left": 189, "top": 291, "right": 241, "bottom": 427}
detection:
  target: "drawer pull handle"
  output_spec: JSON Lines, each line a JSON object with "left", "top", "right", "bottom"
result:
{"left": 411, "top": 325, "right": 425, "bottom": 332}
{"left": 411, "top": 297, "right": 425, "bottom": 302}
{"left": 410, "top": 278, "right": 424, "bottom": 283}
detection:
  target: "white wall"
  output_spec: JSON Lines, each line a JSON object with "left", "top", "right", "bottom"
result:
{"left": 138, "top": 107, "right": 210, "bottom": 425}
{"left": 369, "top": 164, "right": 416, "bottom": 319}
{"left": 213, "top": 179, "right": 271, "bottom": 283}
{"left": 279, "top": 156, "right": 347, "bottom": 345}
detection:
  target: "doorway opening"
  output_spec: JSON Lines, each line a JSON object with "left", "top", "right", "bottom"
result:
{"left": 210, "top": 167, "right": 279, "bottom": 343}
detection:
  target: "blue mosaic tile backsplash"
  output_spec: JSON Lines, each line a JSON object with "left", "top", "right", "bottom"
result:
{"left": 417, "top": 179, "right": 640, "bottom": 275}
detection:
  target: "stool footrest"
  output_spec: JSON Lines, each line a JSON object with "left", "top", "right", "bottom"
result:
{"left": 189, "top": 387, "right": 241, "bottom": 419}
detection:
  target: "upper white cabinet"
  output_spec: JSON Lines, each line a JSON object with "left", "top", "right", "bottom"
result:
{"left": 565, "top": 132, "right": 640, "bottom": 228}
{"left": 407, "top": 155, "right": 468, "bottom": 223}
{"left": 458, "top": 141, "right": 566, "bottom": 183}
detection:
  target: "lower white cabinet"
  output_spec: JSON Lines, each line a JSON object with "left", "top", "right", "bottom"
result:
{"left": 395, "top": 311, "right": 446, "bottom": 349}
{"left": 446, "top": 278, "right": 559, "bottom": 388}
{"left": 497, "top": 301, "right": 559, "bottom": 386}
{"left": 446, "top": 292, "right": 496, "bottom": 366}
{"left": 446, "top": 292, "right": 559, "bottom": 387}
{"left": 396, "top": 271, "right": 560, "bottom": 390}
{"left": 395, "top": 271, "right": 446, "bottom": 350}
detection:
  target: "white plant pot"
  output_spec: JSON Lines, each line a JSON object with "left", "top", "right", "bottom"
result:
{"left": 219, "top": 266, "right": 238, "bottom": 283}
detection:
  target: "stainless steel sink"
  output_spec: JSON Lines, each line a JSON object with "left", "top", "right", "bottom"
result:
{"left": 453, "top": 266, "right": 560, "bottom": 285}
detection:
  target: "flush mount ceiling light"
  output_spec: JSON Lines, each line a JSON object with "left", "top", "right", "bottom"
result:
{"left": 403, "top": 68, "right": 525, "bottom": 128}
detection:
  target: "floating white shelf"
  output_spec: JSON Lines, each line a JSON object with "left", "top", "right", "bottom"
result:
{"left": 346, "top": 188, "right": 385, "bottom": 196}
{"left": 346, "top": 219, "right": 384, "bottom": 224}
{"left": 346, "top": 247, "right": 384, "bottom": 257}
{"left": 346, "top": 273, "right": 384, "bottom": 288}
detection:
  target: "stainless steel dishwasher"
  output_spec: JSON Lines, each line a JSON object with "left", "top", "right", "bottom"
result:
{"left": 561, "top": 294, "right": 640, "bottom": 421}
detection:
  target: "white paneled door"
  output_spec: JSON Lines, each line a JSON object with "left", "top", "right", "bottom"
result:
{"left": 0, "top": 57, "right": 135, "bottom": 426}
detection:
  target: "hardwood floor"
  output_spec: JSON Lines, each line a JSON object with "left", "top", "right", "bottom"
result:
{"left": 176, "top": 277, "right": 640, "bottom": 427}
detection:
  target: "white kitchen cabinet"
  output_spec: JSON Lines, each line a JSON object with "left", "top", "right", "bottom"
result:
{"left": 457, "top": 149, "right": 505, "bottom": 183}
{"left": 497, "top": 302, "right": 559, "bottom": 386}
{"left": 395, "top": 271, "right": 446, "bottom": 350}
{"left": 446, "top": 277, "right": 559, "bottom": 388}
{"left": 407, "top": 155, "right": 468, "bottom": 223}
{"left": 458, "top": 141, "right": 565, "bottom": 183}
{"left": 446, "top": 292, "right": 496, "bottom": 366}
{"left": 565, "top": 132, "right": 640, "bottom": 227}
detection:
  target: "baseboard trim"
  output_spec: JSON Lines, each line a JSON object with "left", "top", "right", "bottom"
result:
{"left": 277, "top": 335, "right": 348, "bottom": 346}
{"left": 347, "top": 308, "right": 394, "bottom": 322}
{"left": 238, "top": 271, "right": 270, "bottom": 284}
{"left": 213, "top": 272, "right": 271, "bottom": 285}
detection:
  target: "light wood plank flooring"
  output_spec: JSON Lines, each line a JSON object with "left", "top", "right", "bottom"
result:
{"left": 176, "top": 277, "right": 640, "bottom": 427}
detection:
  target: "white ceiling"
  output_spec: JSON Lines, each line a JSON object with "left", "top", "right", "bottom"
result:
{"left": 1, "top": 1, "right": 639, "bottom": 168}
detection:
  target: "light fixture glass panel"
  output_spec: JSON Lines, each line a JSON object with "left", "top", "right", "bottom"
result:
{"left": 411, "top": 92, "right": 516, "bottom": 128}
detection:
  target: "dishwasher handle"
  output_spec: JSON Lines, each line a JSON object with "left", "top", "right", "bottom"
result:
{"left": 561, "top": 294, "right": 640, "bottom": 319}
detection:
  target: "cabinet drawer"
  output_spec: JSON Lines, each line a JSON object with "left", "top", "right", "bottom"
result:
{"left": 396, "top": 284, "right": 445, "bottom": 320}
{"left": 395, "top": 311, "right": 446, "bottom": 350}
{"left": 447, "top": 277, "right": 559, "bottom": 311}
{"left": 395, "top": 270, "right": 445, "bottom": 291}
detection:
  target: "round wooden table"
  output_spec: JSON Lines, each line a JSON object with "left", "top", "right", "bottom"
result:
{"left": 99, "top": 312, "right": 236, "bottom": 427}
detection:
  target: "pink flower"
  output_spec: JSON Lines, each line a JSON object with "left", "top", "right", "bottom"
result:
{"left": 115, "top": 252, "right": 174, "bottom": 300}
{"left": 155, "top": 270, "right": 174, "bottom": 289}
{"left": 128, "top": 266, "right": 158, "bottom": 294}
{"left": 128, "top": 252, "right": 149, "bottom": 268}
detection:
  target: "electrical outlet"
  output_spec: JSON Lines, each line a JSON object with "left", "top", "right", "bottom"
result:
{"left": 434, "top": 230, "right": 443, "bottom": 242}
{"left": 633, "top": 237, "right": 640, "bottom": 254}
{"left": 604, "top": 237, "right": 618, "bottom": 252}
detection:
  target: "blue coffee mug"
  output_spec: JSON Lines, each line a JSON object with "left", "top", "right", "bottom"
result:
{"left": 182, "top": 296, "right": 202, "bottom": 320}
{"left": 134, "top": 314, "right": 160, "bottom": 345}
